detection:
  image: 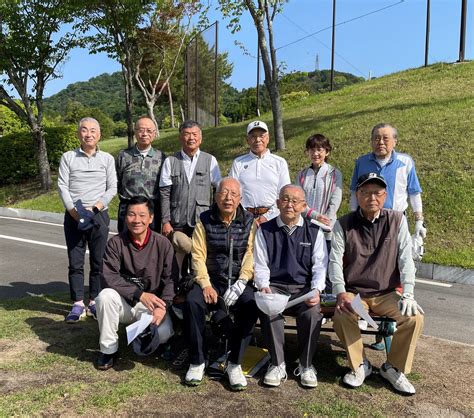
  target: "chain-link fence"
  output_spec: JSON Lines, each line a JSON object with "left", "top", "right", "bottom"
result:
{"left": 185, "top": 21, "right": 218, "bottom": 127}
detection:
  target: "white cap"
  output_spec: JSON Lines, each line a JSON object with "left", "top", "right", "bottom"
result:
{"left": 246, "top": 120, "right": 269, "bottom": 135}
{"left": 255, "top": 291, "right": 290, "bottom": 316}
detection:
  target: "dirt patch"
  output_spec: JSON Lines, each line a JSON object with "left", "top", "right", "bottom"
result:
{"left": 1, "top": 332, "right": 473, "bottom": 416}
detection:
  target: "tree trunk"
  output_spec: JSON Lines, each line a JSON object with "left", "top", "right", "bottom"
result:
{"left": 32, "top": 127, "right": 52, "bottom": 191}
{"left": 121, "top": 64, "right": 134, "bottom": 148}
{"left": 146, "top": 101, "right": 160, "bottom": 138}
{"left": 267, "top": 81, "right": 285, "bottom": 150}
{"left": 167, "top": 82, "right": 175, "bottom": 128}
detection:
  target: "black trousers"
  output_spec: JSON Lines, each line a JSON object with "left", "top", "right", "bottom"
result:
{"left": 183, "top": 281, "right": 259, "bottom": 365}
{"left": 260, "top": 283, "right": 323, "bottom": 368}
{"left": 63, "top": 210, "right": 109, "bottom": 302}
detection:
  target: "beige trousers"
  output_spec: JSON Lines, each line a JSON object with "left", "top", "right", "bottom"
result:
{"left": 96, "top": 288, "right": 173, "bottom": 354}
{"left": 332, "top": 291, "right": 424, "bottom": 373}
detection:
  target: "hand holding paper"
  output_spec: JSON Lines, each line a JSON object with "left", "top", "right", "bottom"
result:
{"left": 350, "top": 294, "right": 378, "bottom": 329}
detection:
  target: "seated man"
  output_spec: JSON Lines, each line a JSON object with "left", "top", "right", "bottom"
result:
{"left": 329, "top": 173, "right": 424, "bottom": 395}
{"left": 254, "top": 184, "right": 328, "bottom": 388}
{"left": 183, "top": 177, "right": 258, "bottom": 391}
{"left": 95, "top": 196, "right": 176, "bottom": 370}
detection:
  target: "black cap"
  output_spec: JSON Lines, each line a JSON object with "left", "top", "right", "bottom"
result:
{"left": 356, "top": 172, "right": 387, "bottom": 190}
{"left": 132, "top": 324, "right": 161, "bottom": 357}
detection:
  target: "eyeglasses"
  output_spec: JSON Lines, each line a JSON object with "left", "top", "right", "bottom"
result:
{"left": 217, "top": 189, "right": 240, "bottom": 199}
{"left": 280, "top": 197, "right": 305, "bottom": 205}
{"left": 371, "top": 136, "right": 393, "bottom": 144}
{"left": 358, "top": 190, "right": 386, "bottom": 198}
{"left": 136, "top": 128, "right": 156, "bottom": 135}
{"left": 248, "top": 133, "right": 268, "bottom": 141}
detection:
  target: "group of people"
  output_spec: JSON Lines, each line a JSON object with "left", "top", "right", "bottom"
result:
{"left": 57, "top": 116, "right": 426, "bottom": 395}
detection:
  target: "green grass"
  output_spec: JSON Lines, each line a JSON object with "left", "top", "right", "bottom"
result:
{"left": 3, "top": 62, "right": 473, "bottom": 267}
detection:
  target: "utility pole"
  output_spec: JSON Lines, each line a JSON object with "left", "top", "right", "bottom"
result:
{"left": 315, "top": 54, "right": 320, "bottom": 71}
{"left": 256, "top": 36, "right": 261, "bottom": 117}
{"left": 330, "top": 0, "right": 336, "bottom": 91}
{"left": 424, "top": 0, "right": 430, "bottom": 67}
{"left": 458, "top": 0, "right": 467, "bottom": 62}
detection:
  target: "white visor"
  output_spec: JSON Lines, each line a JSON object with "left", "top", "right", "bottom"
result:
{"left": 255, "top": 292, "right": 290, "bottom": 316}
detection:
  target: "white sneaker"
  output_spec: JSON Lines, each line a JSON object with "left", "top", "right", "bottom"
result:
{"left": 294, "top": 365, "right": 318, "bottom": 388}
{"left": 343, "top": 359, "right": 372, "bottom": 387}
{"left": 226, "top": 362, "right": 247, "bottom": 391}
{"left": 380, "top": 363, "right": 416, "bottom": 395}
{"left": 264, "top": 362, "right": 287, "bottom": 387}
{"left": 185, "top": 363, "right": 205, "bottom": 386}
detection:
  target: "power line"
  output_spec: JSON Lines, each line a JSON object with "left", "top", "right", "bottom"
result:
{"left": 276, "top": 0, "right": 405, "bottom": 51}
{"left": 279, "top": 12, "right": 367, "bottom": 78}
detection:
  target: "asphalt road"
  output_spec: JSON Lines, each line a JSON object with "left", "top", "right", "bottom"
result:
{"left": 1, "top": 216, "right": 473, "bottom": 345}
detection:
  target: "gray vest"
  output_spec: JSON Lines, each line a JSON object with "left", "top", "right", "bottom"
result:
{"left": 169, "top": 151, "right": 213, "bottom": 228}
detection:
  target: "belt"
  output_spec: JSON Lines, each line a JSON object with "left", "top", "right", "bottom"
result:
{"left": 246, "top": 207, "right": 270, "bottom": 217}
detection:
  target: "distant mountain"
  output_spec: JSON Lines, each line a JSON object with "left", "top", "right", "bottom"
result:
{"left": 44, "top": 69, "right": 364, "bottom": 124}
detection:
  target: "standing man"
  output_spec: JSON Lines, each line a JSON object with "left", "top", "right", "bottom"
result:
{"left": 350, "top": 123, "right": 426, "bottom": 243}
{"left": 183, "top": 177, "right": 258, "bottom": 390}
{"left": 254, "top": 185, "right": 328, "bottom": 388}
{"left": 95, "top": 196, "right": 175, "bottom": 370}
{"left": 58, "top": 117, "right": 117, "bottom": 323}
{"left": 229, "top": 121, "right": 290, "bottom": 226}
{"left": 330, "top": 173, "right": 424, "bottom": 395}
{"left": 159, "top": 120, "right": 221, "bottom": 277}
{"left": 116, "top": 116, "right": 165, "bottom": 233}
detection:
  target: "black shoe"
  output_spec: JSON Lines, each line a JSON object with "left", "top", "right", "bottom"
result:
{"left": 97, "top": 352, "right": 117, "bottom": 370}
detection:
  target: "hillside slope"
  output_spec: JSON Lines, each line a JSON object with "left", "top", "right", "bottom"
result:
{"left": 12, "top": 62, "right": 474, "bottom": 267}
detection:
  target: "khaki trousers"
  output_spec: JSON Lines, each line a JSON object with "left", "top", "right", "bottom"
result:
{"left": 332, "top": 291, "right": 424, "bottom": 374}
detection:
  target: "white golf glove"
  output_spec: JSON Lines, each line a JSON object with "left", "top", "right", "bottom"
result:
{"left": 415, "top": 220, "right": 427, "bottom": 239}
{"left": 411, "top": 233, "right": 424, "bottom": 262}
{"left": 223, "top": 279, "right": 247, "bottom": 307}
{"left": 399, "top": 293, "right": 425, "bottom": 316}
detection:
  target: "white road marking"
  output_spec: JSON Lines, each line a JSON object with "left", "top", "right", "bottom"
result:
{"left": 0, "top": 215, "right": 116, "bottom": 235}
{"left": 416, "top": 278, "right": 452, "bottom": 288}
{"left": 0, "top": 216, "right": 62, "bottom": 227}
{"left": 0, "top": 234, "right": 89, "bottom": 254}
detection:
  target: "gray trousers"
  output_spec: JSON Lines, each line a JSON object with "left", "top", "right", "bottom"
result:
{"left": 260, "top": 283, "right": 323, "bottom": 368}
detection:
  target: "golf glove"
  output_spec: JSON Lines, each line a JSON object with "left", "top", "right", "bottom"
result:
{"left": 415, "top": 220, "right": 427, "bottom": 239}
{"left": 223, "top": 279, "right": 247, "bottom": 307}
{"left": 411, "top": 233, "right": 424, "bottom": 262}
{"left": 399, "top": 293, "right": 425, "bottom": 316}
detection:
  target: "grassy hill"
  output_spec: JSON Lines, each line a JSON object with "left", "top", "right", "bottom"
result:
{"left": 6, "top": 62, "right": 474, "bottom": 268}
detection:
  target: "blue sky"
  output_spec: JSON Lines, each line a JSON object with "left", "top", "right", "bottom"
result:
{"left": 44, "top": 0, "right": 473, "bottom": 97}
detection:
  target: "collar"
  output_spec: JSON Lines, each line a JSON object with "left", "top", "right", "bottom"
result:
{"left": 370, "top": 150, "right": 396, "bottom": 164}
{"left": 181, "top": 148, "right": 200, "bottom": 161}
{"left": 128, "top": 228, "right": 151, "bottom": 250}
{"left": 249, "top": 149, "right": 270, "bottom": 159}
{"left": 133, "top": 145, "right": 156, "bottom": 157}
{"left": 210, "top": 202, "right": 245, "bottom": 224}
{"left": 276, "top": 215, "right": 304, "bottom": 228}
{"left": 358, "top": 207, "right": 382, "bottom": 223}
{"left": 78, "top": 145, "right": 99, "bottom": 157}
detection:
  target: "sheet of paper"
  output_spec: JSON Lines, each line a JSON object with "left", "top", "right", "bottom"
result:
{"left": 350, "top": 294, "right": 378, "bottom": 329}
{"left": 286, "top": 289, "right": 318, "bottom": 309}
{"left": 310, "top": 219, "right": 332, "bottom": 232}
{"left": 126, "top": 312, "right": 153, "bottom": 345}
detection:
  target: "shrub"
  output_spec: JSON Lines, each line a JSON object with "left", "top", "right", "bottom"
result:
{"left": 113, "top": 120, "right": 128, "bottom": 137}
{"left": 281, "top": 90, "right": 310, "bottom": 106}
{"left": 0, "top": 125, "right": 79, "bottom": 184}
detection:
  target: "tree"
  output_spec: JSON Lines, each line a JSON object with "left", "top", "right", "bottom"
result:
{"left": 0, "top": 0, "right": 81, "bottom": 190}
{"left": 218, "top": 0, "right": 287, "bottom": 150}
{"left": 80, "top": 0, "right": 155, "bottom": 148}
{"left": 133, "top": 1, "right": 199, "bottom": 134}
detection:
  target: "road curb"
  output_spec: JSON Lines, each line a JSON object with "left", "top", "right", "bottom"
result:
{"left": 0, "top": 207, "right": 118, "bottom": 233}
{"left": 1, "top": 207, "right": 473, "bottom": 285}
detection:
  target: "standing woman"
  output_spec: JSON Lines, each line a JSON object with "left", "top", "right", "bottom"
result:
{"left": 296, "top": 134, "right": 343, "bottom": 254}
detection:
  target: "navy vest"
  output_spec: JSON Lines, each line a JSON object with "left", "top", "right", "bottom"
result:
{"left": 200, "top": 204, "right": 254, "bottom": 284}
{"left": 260, "top": 218, "right": 319, "bottom": 286}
